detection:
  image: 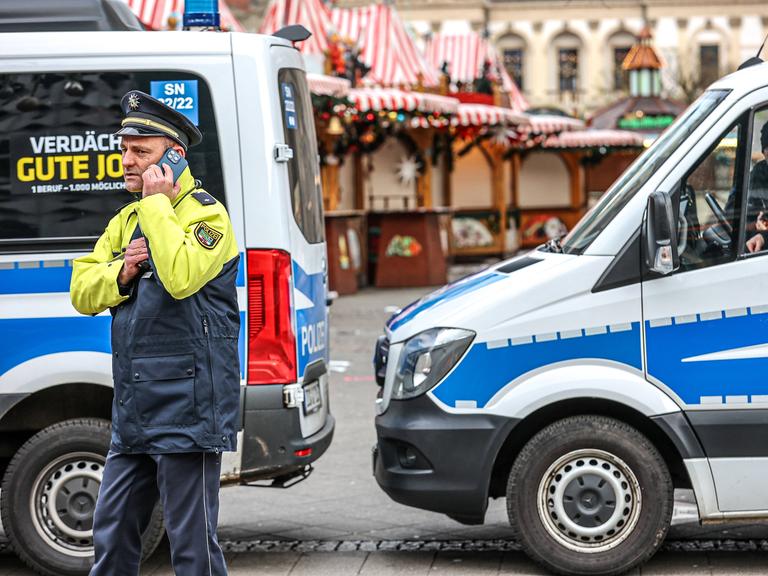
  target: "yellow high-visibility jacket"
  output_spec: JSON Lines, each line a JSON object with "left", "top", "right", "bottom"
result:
{"left": 71, "top": 168, "right": 238, "bottom": 314}
{"left": 70, "top": 167, "right": 241, "bottom": 454}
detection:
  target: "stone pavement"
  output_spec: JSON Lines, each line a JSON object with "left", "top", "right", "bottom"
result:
{"left": 3, "top": 547, "right": 768, "bottom": 575}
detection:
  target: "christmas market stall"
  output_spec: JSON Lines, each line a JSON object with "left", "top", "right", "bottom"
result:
{"left": 514, "top": 128, "right": 644, "bottom": 248}
{"left": 449, "top": 102, "right": 529, "bottom": 256}
{"left": 329, "top": 3, "right": 460, "bottom": 287}
{"left": 425, "top": 31, "right": 532, "bottom": 257}
{"left": 513, "top": 112, "right": 589, "bottom": 249}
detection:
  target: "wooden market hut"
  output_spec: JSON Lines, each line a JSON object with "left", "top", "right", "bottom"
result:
{"left": 262, "top": 0, "right": 465, "bottom": 289}
{"left": 425, "top": 31, "right": 593, "bottom": 255}
{"left": 327, "top": 3, "right": 465, "bottom": 288}
{"left": 425, "top": 31, "right": 529, "bottom": 256}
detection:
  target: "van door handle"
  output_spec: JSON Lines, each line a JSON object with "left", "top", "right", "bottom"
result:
{"left": 274, "top": 144, "right": 294, "bottom": 163}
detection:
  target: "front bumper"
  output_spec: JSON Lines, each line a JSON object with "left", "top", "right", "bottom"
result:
{"left": 373, "top": 394, "right": 518, "bottom": 522}
{"left": 240, "top": 384, "right": 335, "bottom": 481}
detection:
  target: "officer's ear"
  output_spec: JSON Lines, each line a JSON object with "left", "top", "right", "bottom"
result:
{"left": 168, "top": 138, "right": 186, "bottom": 158}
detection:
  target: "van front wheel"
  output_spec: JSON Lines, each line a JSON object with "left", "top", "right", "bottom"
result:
{"left": 506, "top": 415, "right": 673, "bottom": 576}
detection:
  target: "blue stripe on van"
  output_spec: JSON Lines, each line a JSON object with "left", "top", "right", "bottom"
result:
{"left": 646, "top": 308, "right": 768, "bottom": 405}
{"left": 0, "top": 254, "right": 246, "bottom": 295}
{"left": 236, "top": 255, "right": 245, "bottom": 287}
{"left": 0, "top": 316, "right": 113, "bottom": 377}
{"left": 432, "top": 322, "right": 642, "bottom": 408}
{"left": 387, "top": 272, "right": 505, "bottom": 333}
{"left": 0, "top": 261, "right": 74, "bottom": 295}
{"left": 0, "top": 313, "right": 247, "bottom": 381}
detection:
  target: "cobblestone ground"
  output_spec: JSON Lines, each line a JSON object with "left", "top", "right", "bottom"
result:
{"left": 2, "top": 278, "right": 768, "bottom": 574}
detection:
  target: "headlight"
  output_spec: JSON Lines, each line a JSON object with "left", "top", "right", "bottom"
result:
{"left": 391, "top": 328, "right": 475, "bottom": 400}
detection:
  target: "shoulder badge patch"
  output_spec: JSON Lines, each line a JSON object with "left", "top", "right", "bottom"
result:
{"left": 191, "top": 191, "right": 217, "bottom": 206}
{"left": 194, "top": 222, "right": 223, "bottom": 250}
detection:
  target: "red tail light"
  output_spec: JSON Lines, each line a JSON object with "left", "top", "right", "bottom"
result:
{"left": 247, "top": 249, "right": 297, "bottom": 384}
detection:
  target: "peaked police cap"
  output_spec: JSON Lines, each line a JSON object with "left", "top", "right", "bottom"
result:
{"left": 115, "top": 90, "right": 202, "bottom": 149}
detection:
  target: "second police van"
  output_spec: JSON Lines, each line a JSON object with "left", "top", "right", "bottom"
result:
{"left": 373, "top": 58, "right": 768, "bottom": 575}
{"left": 0, "top": 21, "right": 333, "bottom": 576}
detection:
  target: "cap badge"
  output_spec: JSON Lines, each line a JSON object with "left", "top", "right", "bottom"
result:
{"left": 127, "top": 93, "right": 140, "bottom": 111}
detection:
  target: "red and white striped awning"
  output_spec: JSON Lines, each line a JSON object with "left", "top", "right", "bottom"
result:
{"left": 454, "top": 103, "right": 529, "bottom": 127}
{"left": 425, "top": 32, "right": 529, "bottom": 114}
{"left": 125, "top": 0, "right": 244, "bottom": 31}
{"left": 307, "top": 73, "right": 351, "bottom": 97}
{"left": 331, "top": 5, "right": 439, "bottom": 88}
{"left": 525, "top": 114, "right": 585, "bottom": 134}
{"left": 259, "top": 0, "right": 333, "bottom": 56}
{"left": 543, "top": 129, "right": 644, "bottom": 148}
{"left": 349, "top": 88, "right": 459, "bottom": 115}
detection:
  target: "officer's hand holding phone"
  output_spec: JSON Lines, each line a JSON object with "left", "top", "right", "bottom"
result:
{"left": 142, "top": 147, "right": 188, "bottom": 201}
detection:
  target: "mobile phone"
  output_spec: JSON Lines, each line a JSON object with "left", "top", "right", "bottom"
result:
{"left": 160, "top": 147, "right": 188, "bottom": 183}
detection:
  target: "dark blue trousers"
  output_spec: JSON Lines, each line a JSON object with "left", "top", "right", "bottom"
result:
{"left": 90, "top": 451, "right": 227, "bottom": 576}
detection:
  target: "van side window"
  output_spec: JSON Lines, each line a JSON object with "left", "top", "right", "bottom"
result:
{"left": 0, "top": 71, "right": 224, "bottom": 250}
{"left": 676, "top": 121, "right": 745, "bottom": 272}
{"left": 277, "top": 69, "right": 325, "bottom": 244}
{"left": 741, "top": 107, "right": 768, "bottom": 254}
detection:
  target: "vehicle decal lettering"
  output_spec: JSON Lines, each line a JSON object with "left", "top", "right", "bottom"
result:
{"left": 292, "top": 261, "right": 327, "bottom": 377}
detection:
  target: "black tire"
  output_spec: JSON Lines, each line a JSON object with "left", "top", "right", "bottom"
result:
{"left": 507, "top": 415, "right": 673, "bottom": 576}
{"left": 0, "top": 418, "right": 164, "bottom": 576}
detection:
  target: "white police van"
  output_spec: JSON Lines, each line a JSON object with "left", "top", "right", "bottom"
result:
{"left": 373, "top": 59, "right": 768, "bottom": 575}
{"left": 0, "top": 28, "right": 333, "bottom": 576}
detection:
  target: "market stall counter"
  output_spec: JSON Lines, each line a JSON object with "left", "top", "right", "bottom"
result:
{"left": 368, "top": 208, "right": 452, "bottom": 288}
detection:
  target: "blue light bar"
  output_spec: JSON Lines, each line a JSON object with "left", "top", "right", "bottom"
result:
{"left": 183, "top": 0, "right": 220, "bottom": 28}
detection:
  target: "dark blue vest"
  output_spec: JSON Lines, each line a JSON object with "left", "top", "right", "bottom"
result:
{"left": 109, "top": 244, "right": 240, "bottom": 454}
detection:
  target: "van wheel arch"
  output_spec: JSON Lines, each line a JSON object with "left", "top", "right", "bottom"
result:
{"left": 488, "top": 398, "right": 692, "bottom": 499}
{"left": 0, "top": 383, "right": 113, "bottom": 469}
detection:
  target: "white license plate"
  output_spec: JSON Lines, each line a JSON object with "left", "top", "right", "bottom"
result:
{"left": 303, "top": 380, "right": 322, "bottom": 415}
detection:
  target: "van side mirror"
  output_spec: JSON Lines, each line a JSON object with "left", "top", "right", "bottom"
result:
{"left": 644, "top": 191, "right": 679, "bottom": 275}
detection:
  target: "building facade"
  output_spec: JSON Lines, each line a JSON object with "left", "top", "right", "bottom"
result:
{"left": 335, "top": 0, "right": 768, "bottom": 115}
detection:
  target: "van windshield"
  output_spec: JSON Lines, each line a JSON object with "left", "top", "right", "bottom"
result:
{"left": 560, "top": 89, "right": 730, "bottom": 255}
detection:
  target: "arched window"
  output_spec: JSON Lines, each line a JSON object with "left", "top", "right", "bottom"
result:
{"left": 608, "top": 30, "right": 636, "bottom": 92}
{"left": 552, "top": 32, "right": 582, "bottom": 97}
{"left": 498, "top": 33, "right": 526, "bottom": 91}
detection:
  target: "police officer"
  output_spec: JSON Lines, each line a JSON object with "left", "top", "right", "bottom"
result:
{"left": 70, "top": 90, "right": 239, "bottom": 576}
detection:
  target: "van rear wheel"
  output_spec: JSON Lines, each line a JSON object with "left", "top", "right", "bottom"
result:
{"left": 0, "top": 419, "right": 164, "bottom": 576}
{"left": 506, "top": 415, "right": 673, "bottom": 576}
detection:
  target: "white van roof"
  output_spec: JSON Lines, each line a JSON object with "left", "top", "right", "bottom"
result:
{"left": 0, "top": 30, "right": 292, "bottom": 59}
{"left": 709, "top": 60, "right": 768, "bottom": 97}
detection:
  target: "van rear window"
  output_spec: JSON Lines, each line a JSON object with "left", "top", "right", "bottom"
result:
{"left": 278, "top": 68, "right": 324, "bottom": 244}
{"left": 0, "top": 71, "right": 224, "bottom": 249}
